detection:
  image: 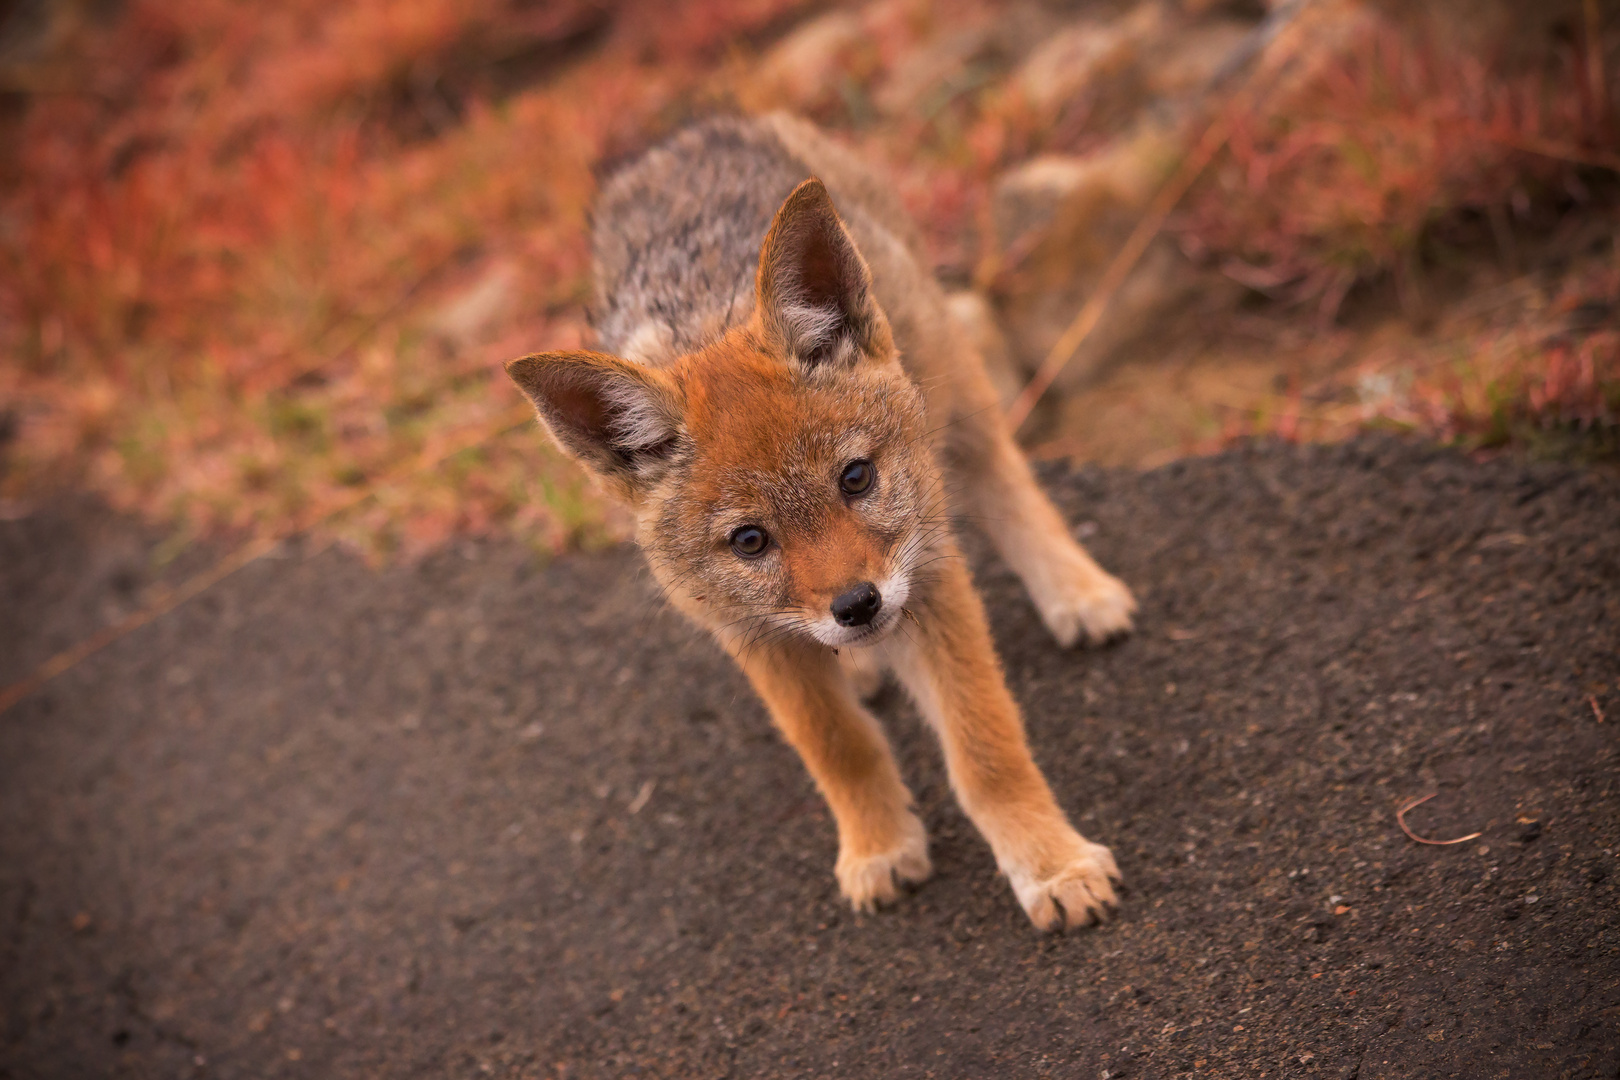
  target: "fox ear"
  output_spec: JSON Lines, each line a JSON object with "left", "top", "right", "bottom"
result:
{"left": 756, "top": 178, "right": 882, "bottom": 369}
{"left": 505, "top": 351, "right": 683, "bottom": 489}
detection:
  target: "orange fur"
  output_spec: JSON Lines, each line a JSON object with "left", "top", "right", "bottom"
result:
{"left": 507, "top": 117, "right": 1135, "bottom": 929}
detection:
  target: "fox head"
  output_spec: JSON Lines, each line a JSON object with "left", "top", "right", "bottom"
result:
{"left": 507, "top": 179, "right": 944, "bottom": 651}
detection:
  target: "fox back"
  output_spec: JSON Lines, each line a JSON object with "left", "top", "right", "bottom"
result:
{"left": 589, "top": 116, "right": 924, "bottom": 366}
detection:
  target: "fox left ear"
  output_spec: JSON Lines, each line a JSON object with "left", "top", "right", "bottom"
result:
{"left": 504, "top": 351, "right": 683, "bottom": 495}
{"left": 756, "top": 178, "right": 884, "bottom": 369}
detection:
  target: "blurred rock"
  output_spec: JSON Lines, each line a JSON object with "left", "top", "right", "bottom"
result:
{"left": 946, "top": 290, "right": 1022, "bottom": 410}
{"left": 980, "top": 1, "right": 1279, "bottom": 400}
{"left": 989, "top": 123, "right": 1235, "bottom": 394}
{"left": 873, "top": 4, "right": 1054, "bottom": 118}
{"left": 991, "top": 123, "right": 1176, "bottom": 259}
{"left": 752, "top": 11, "right": 870, "bottom": 114}
{"left": 1011, "top": 3, "right": 1166, "bottom": 118}
{"left": 1005, "top": 235, "right": 1213, "bottom": 396}
{"left": 1143, "top": 17, "right": 1254, "bottom": 98}
{"left": 990, "top": 156, "right": 1092, "bottom": 256}
{"left": 876, "top": 22, "right": 995, "bottom": 117}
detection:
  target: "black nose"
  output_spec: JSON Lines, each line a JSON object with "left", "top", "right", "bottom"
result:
{"left": 831, "top": 582, "right": 882, "bottom": 627}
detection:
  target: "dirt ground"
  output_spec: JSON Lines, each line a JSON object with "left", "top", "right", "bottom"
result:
{"left": 2, "top": 437, "right": 1617, "bottom": 1080}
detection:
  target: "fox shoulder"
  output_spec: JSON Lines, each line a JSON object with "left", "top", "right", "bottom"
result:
{"left": 589, "top": 117, "right": 810, "bottom": 362}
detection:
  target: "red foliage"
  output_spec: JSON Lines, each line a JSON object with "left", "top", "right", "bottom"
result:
{"left": 1180, "top": 13, "right": 1617, "bottom": 317}
{"left": 0, "top": 0, "right": 806, "bottom": 552}
{"left": 1412, "top": 262, "right": 1620, "bottom": 450}
{"left": 3, "top": 0, "right": 1614, "bottom": 553}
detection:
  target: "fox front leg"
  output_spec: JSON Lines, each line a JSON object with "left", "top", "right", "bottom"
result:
{"left": 885, "top": 550, "right": 1121, "bottom": 929}
{"left": 728, "top": 636, "right": 931, "bottom": 912}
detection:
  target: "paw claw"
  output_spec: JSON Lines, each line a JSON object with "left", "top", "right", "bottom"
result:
{"left": 1038, "top": 570, "right": 1137, "bottom": 649}
{"left": 835, "top": 815, "right": 931, "bottom": 912}
{"left": 1010, "top": 839, "right": 1122, "bottom": 931}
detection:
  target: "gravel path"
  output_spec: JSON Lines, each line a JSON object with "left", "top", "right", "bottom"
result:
{"left": 2, "top": 438, "right": 1617, "bottom": 1080}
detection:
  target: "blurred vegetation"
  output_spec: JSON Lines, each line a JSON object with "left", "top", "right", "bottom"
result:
{"left": 0, "top": 0, "right": 1615, "bottom": 560}
{"left": 0, "top": 0, "right": 821, "bottom": 555}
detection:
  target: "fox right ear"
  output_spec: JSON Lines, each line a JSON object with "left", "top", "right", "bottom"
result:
{"left": 505, "top": 351, "right": 683, "bottom": 490}
{"left": 756, "top": 178, "right": 884, "bottom": 370}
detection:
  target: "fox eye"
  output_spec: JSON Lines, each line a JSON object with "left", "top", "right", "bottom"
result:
{"left": 839, "top": 459, "right": 874, "bottom": 497}
{"left": 729, "top": 525, "right": 769, "bottom": 558}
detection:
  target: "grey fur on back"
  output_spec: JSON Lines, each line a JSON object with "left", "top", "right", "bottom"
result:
{"left": 589, "top": 118, "right": 818, "bottom": 361}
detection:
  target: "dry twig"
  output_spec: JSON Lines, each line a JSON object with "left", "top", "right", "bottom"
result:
{"left": 1004, "top": 1, "right": 1315, "bottom": 432}
{"left": 1396, "top": 793, "right": 1483, "bottom": 846}
{"left": 1003, "top": 124, "right": 1225, "bottom": 432}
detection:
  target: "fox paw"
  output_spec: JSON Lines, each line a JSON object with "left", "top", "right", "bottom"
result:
{"left": 835, "top": 815, "right": 932, "bottom": 912}
{"left": 1038, "top": 569, "right": 1137, "bottom": 648}
{"left": 1008, "top": 840, "right": 1122, "bottom": 931}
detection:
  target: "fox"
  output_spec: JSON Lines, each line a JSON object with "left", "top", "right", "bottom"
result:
{"left": 506, "top": 114, "right": 1137, "bottom": 930}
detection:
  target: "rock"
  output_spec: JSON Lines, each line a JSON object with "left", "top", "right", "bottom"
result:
{"left": 988, "top": 121, "right": 1225, "bottom": 393}
{"left": 1003, "top": 237, "right": 1214, "bottom": 396}
{"left": 872, "top": 3, "right": 1054, "bottom": 118}
{"left": 989, "top": 125, "right": 1176, "bottom": 257}
{"left": 1143, "top": 18, "right": 1255, "bottom": 99}
{"left": 981, "top": 2, "right": 1270, "bottom": 401}
{"left": 750, "top": 11, "right": 870, "bottom": 114}
{"left": 990, "top": 156, "right": 1096, "bottom": 257}
{"left": 1010, "top": 3, "right": 1166, "bottom": 118}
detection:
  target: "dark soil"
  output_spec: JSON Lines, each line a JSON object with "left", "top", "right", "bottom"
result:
{"left": 2, "top": 438, "right": 1617, "bottom": 1080}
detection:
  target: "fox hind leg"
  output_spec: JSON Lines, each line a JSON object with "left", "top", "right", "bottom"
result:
{"left": 946, "top": 396, "right": 1136, "bottom": 647}
{"left": 924, "top": 300, "right": 1135, "bottom": 646}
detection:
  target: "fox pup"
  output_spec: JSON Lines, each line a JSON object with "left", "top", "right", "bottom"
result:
{"left": 507, "top": 115, "right": 1136, "bottom": 930}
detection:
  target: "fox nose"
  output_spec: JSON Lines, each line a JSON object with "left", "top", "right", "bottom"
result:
{"left": 831, "top": 582, "right": 882, "bottom": 627}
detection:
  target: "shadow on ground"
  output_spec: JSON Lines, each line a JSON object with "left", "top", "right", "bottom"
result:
{"left": 2, "top": 439, "right": 1617, "bottom": 1080}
